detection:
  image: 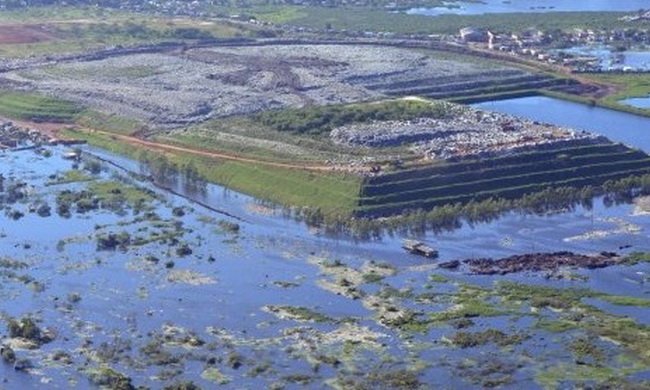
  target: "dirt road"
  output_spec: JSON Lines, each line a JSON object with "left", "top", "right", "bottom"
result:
{"left": 71, "top": 128, "right": 361, "bottom": 173}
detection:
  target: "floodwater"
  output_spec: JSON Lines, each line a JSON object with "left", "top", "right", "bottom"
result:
{"left": 622, "top": 94, "right": 650, "bottom": 109}
{"left": 474, "top": 95, "right": 650, "bottom": 153}
{"left": 1, "top": 99, "right": 650, "bottom": 389}
{"left": 556, "top": 46, "right": 650, "bottom": 72}
{"left": 408, "top": 0, "right": 649, "bottom": 16}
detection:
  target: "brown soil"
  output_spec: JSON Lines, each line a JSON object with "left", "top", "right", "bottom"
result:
{"left": 0, "top": 24, "right": 56, "bottom": 44}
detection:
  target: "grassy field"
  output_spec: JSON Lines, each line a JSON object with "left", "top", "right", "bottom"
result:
{"left": 0, "top": 6, "right": 256, "bottom": 58}
{"left": 157, "top": 100, "right": 448, "bottom": 165}
{"left": 62, "top": 129, "right": 361, "bottom": 215}
{"left": 256, "top": 99, "right": 454, "bottom": 135}
{"left": 0, "top": 6, "right": 128, "bottom": 23}
{"left": 585, "top": 73, "right": 650, "bottom": 113}
{"left": 538, "top": 75, "right": 650, "bottom": 119}
{"left": 157, "top": 115, "right": 414, "bottom": 166}
{"left": 0, "top": 90, "right": 81, "bottom": 122}
{"left": 75, "top": 110, "right": 145, "bottom": 135}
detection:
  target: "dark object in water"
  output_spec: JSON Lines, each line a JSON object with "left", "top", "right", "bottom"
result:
{"left": 402, "top": 239, "right": 438, "bottom": 258}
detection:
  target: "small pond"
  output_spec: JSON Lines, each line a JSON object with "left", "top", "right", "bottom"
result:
{"left": 621, "top": 94, "right": 650, "bottom": 109}
{"left": 474, "top": 95, "right": 650, "bottom": 152}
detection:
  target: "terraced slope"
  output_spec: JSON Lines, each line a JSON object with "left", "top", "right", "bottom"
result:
{"left": 363, "top": 70, "right": 577, "bottom": 101}
{"left": 357, "top": 140, "right": 650, "bottom": 217}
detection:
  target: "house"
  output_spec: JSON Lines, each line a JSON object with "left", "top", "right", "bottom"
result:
{"left": 459, "top": 27, "right": 487, "bottom": 43}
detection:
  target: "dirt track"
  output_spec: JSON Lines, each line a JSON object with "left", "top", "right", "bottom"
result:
{"left": 72, "top": 128, "right": 359, "bottom": 173}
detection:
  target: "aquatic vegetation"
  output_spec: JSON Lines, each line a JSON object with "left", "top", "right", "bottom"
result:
{"left": 454, "top": 356, "right": 519, "bottom": 388}
{"left": 333, "top": 368, "right": 423, "bottom": 390}
{"left": 201, "top": 367, "right": 230, "bottom": 385}
{"left": 361, "top": 271, "right": 385, "bottom": 284}
{"left": 429, "top": 285, "right": 505, "bottom": 323}
{"left": 36, "top": 202, "right": 51, "bottom": 217}
{"left": 46, "top": 169, "right": 93, "bottom": 186}
{"left": 496, "top": 281, "right": 594, "bottom": 309}
{"left": 96, "top": 231, "right": 131, "bottom": 251}
{"left": 449, "top": 329, "right": 528, "bottom": 349}
{"left": 0, "top": 258, "right": 27, "bottom": 269}
{"left": 86, "top": 367, "right": 135, "bottom": 390}
{"left": 264, "top": 305, "right": 334, "bottom": 323}
{"left": 428, "top": 273, "right": 449, "bottom": 283}
{"left": 175, "top": 243, "right": 193, "bottom": 257}
{"left": 217, "top": 220, "right": 240, "bottom": 234}
{"left": 163, "top": 382, "right": 203, "bottom": 390}
{"left": 49, "top": 350, "right": 73, "bottom": 366}
{"left": 569, "top": 337, "right": 605, "bottom": 364}
{"left": 0, "top": 345, "right": 16, "bottom": 364}
{"left": 5, "top": 316, "right": 53, "bottom": 346}
{"left": 598, "top": 295, "right": 650, "bottom": 307}
{"left": 87, "top": 180, "right": 155, "bottom": 211}
{"left": 496, "top": 281, "right": 650, "bottom": 383}
{"left": 622, "top": 251, "right": 650, "bottom": 265}
{"left": 0, "top": 145, "right": 648, "bottom": 388}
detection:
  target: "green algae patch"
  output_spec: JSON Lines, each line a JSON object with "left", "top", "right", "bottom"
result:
{"left": 428, "top": 274, "right": 449, "bottom": 283}
{"left": 536, "top": 364, "right": 621, "bottom": 390}
{"left": 496, "top": 281, "right": 650, "bottom": 387}
{"left": 497, "top": 281, "right": 596, "bottom": 310}
{"left": 264, "top": 305, "right": 334, "bottom": 323}
{"left": 47, "top": 169, "right": 94, "bottom": 186}
{"left": 362, "top": 271, "right": 386, "bottom": 284}
{"left": 588, "top": 317, "right": 650, "bottom": 364}
{"left": 569, "top": 337, "right": 605, "bottom": 364}
{"left": 430, "top": 298, "right": 503, "bottom": 322}
{"left": 201, "top": 367, "right": 231, "bottom": 385}
{"left": 87, "top": 180, "right": 155, "bottom": 208}
{"left": 622, "top": 252, "right": 650, "bottom": 265}
{"left": 598, "top": 295, "right": 650, "bottom": 307}
{"left": 429, "top": 284, "right": 505, "bottom": 323}
{"left": 86, "top": 366, "right": 135, "bottom": 390}
{"left": 331, "top": 368, "right": 423, "bottom": 390}
{"left": 449, "top": 329, "right": 528, "bottom": 349}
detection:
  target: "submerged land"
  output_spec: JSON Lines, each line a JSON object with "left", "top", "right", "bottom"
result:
{"left": 0, "top": 1, "right": 649, "bottom": 389}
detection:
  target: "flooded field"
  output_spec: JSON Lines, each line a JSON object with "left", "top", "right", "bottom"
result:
{"left": 553, "top": 46, "right": 650, "bottom": 72}
{"left": 0, "top": 138, "right": 648, "bottom": 388}
{"left": 408, "top": 0, "right": 650, "bottom": 16}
